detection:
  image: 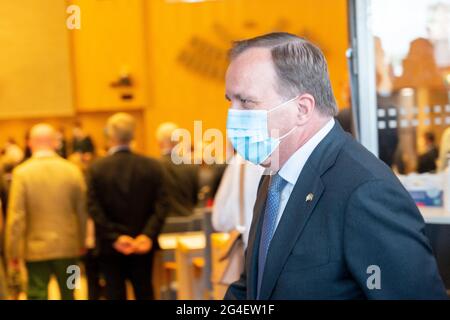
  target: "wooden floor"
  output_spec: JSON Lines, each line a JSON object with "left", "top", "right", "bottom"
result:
{"left": 46, "top": 276, "right": 136, "bottom": 300}
{"left": 47, "top": 276, "right": 87, "bottom": 300}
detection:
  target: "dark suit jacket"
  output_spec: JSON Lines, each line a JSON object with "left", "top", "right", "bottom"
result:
{"left": 73, "top": 136, "right": 95, "bottom": 154}
{"left": 87, "top": 150, "right": 169, "bottom": 255}
{"left": 0, "top": 173, "right": 8, "bottom": 219}
{"left": 161, "top": 154, "right": 199, "bottom": 217}
{"left": 417, "top": 146, "right": 439, "bottom": 173}
{"left": 225, "top": 122, "right": 447, "bottom": 300}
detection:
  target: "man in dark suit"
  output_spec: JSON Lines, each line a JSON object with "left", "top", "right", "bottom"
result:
{"left": 72, "top": 121, "right": 95, "bottom": 155}
{"left": 87, "top": 113, "right": 169, "bottom": 300}
{"left": 417, "top": 132, "right": 439, "bottom": 173}
{"left": 156, "top": 122, "right": 199, "bottom": 217}
{"left": 224, "top": 33, "right": 447, "bottom": 299}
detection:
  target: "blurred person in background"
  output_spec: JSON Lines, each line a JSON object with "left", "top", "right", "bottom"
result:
{"left": 194, "top": 141, "right": 227, "bottom": 206}
{"left": 0, "top": 169, "right": 5, "bottom": 221}
{"left": 1, "top": 138, "right": 24, "bottom": 165}
{"left": 1, "top": 156, "right": 20, "bottom": 299}
{"left": 87, "top": 113, "right": 170, "bottom": 300}
{"left": 0, "top": 155, "right": 17, "bottom": 218}
{"left": 335, "top": 83, "right": 355, "bottom": 136}
{"left": 67, "top": 143, "right": 104, "bottom": 300}
{"left": 0, "top": 199, "right": 9, "bottom": 299}
{"left": 335, "top": 107, "right": 353, "bottom": 136}
{"left": 56, "top": 127, "right": 68, "bottom": 159}
{"left": 23, "top": 131, "right": 32, "bottom": 161}
{"left": 438, "top": 126, "right": 450, "bottom": 171}
{"left": 211, "top": 152, "right": 265, "bottom": 298}
{"left": 5, "top": 124, "right": 87, "bottom": 300}
{"left": 156, "top": 122, "right": 199, "bottom": 217}
{"left": 72, "top": 121, "right": 95, "bottom": 155}
{"left": 374, "top": 37, "right": 400, "bottom": 170}
{"left": 417, "top": 132, "right": 439, "bottom": 173}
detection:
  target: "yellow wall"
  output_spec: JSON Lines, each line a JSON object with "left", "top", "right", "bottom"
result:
{"left": 70, "top": 0, "right": 148, "bottom": 112}
{"left": 0, "top": 0, "right": 74, "bottom": 119}
{"left": 1, "top": 0, "right": 349, "bottom": 157}
{"left": 1, "top": 0, "right": 148, "bottom": 154}
{"left": 144, "top": 0, "right": 349, "bottom": 156}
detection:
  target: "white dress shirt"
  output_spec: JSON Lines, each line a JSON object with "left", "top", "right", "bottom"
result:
{"left": 275, "top": 118, "right": 335, "bottom": 229}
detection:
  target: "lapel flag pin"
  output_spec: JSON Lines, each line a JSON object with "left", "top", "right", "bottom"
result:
{"left": 306, "top": 193, "right": 314, "bottom": 202}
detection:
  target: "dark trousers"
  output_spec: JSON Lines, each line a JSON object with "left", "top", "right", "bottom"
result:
{"left": 26, "top": 258, "right": 79, "bottom": 300}
{"left": 98, "top": 252, "right": 154, "bottom": 300}
{"left": 83, "top": 249, "right": 103, "bottom": 300}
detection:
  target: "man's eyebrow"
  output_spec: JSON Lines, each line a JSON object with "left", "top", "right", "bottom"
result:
{"left": 225, "top": 93, "right": 242, "bottom": 101}
{"left": 225, "top": 93, "right": 257, "bottom": 102}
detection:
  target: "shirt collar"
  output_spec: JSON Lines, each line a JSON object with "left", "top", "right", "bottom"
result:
{"left": 278, "top": 118, "right": 335, "bottom": 186}
{"left": 108, "top": 145, "right": 131, "bottom": 155}
{"left": 32, "top": 150, "right": 57, "bottom": 159}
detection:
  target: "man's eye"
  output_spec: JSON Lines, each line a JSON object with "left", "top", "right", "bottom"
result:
{"left": 241, "top": 98, "right": 250, "bottom": 104}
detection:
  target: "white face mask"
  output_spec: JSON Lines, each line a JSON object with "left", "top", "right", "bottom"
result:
{"left": 226, "top": 96, "right": 298, "bottom": 165}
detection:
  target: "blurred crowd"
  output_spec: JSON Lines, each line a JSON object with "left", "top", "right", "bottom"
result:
{"left": 0, "top": 113, "right": 237, "bottom": 300}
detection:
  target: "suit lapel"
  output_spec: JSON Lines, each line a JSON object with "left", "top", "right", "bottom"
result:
{"left": 256, "top": 122, "right": 348, "bottom": 299}
{"left": 258, "top": 164, "right": 324, "bottom": 300}
{"left": 245, "top": 174, "right": 270, "bottom": 300}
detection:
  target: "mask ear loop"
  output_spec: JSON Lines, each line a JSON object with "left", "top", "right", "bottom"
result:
{"left": 268, "top": 125, "right": 296, "bottom": 142}
{"left": 267, "top": 95, "right": 299, "bottom": 114}
{"left": 267, "top": 95, "right": 299, "bottom": 140}
{"left": 278, "top": 126, "right": 297, "bottom": 140}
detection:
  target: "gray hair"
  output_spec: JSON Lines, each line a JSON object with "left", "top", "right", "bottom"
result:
{"left": 229, "top": 32, "right": 338, "bottom": 117}
{"left": 156, "top": 122, "right": 179, "bottom": 143}
{"left": 106, "top": 113, "right": 136, "bottom": 144}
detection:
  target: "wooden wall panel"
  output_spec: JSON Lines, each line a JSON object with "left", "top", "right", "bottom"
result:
{"left": 70, "top": 0, "right": 148, "bottom": 112}
{"left": 0, "top": 0, "right": 74, "bottom": 119}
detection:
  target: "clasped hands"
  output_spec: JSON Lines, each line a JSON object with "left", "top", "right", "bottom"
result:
{"left": 113, "top": 234, "right": 153, "bottom": 255}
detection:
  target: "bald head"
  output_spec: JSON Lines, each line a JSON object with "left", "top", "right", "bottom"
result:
{"left": 29, "top": 124, "right": 57, "bottom": 153}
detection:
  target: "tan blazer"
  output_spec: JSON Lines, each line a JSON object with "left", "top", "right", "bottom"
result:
{"left": 6, "top": 153, "right": 86, "bottom": 262}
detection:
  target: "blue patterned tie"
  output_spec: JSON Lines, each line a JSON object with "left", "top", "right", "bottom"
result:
{"left": 257, "top": 173, "right": 287, "bottom": 299}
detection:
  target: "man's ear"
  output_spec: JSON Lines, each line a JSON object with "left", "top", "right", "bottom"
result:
{"left": 296, "top": 94, "right": 316, "bottom": 125}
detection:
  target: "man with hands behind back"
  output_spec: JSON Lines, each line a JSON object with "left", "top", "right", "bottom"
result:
{"left": 87, "top": 113, "right": 169, "bottom": 300}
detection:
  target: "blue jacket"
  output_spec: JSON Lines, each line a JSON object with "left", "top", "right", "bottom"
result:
{"left": 225, "top": 122, "right": 447, "bottom": 300}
